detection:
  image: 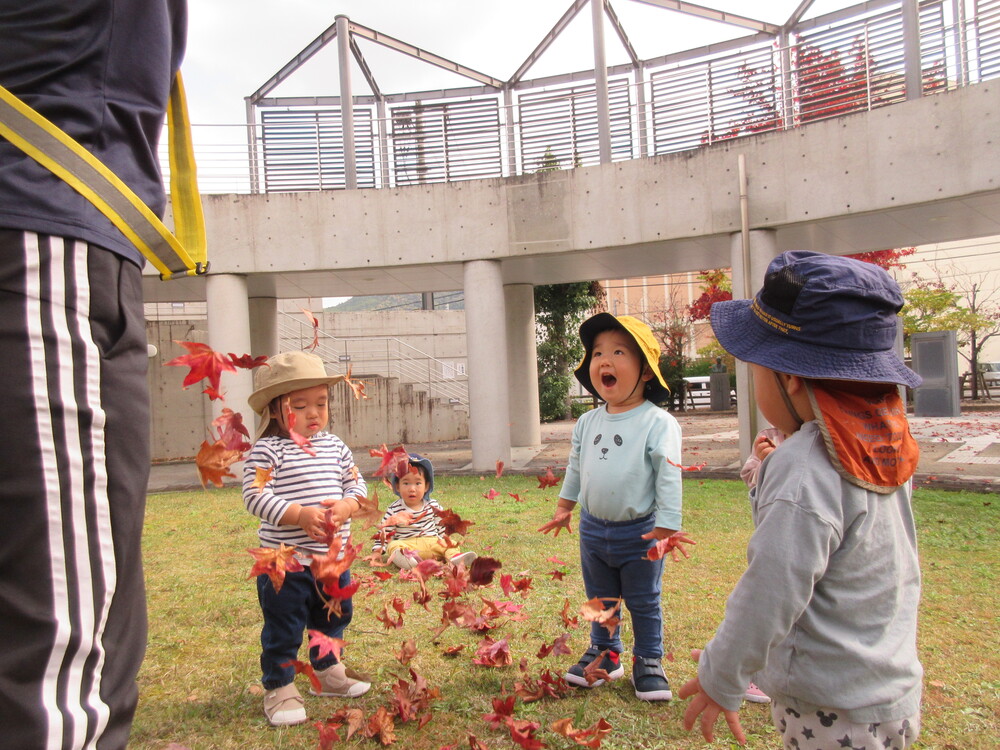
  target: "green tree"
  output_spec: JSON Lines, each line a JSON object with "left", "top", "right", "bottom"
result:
{"left": 901, "top": 274, "right": 1000, "bottom": 399}
{"left": 534, "top": 282, "right": 603, "bottom": 422}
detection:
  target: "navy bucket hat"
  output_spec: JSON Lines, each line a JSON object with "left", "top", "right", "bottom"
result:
{"left": 710, "top": 251, "right": 921, "bottom": 388}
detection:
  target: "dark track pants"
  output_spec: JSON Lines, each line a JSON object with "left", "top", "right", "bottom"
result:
{"left": 0, "top": 230, "right": 150, "bottom": 749}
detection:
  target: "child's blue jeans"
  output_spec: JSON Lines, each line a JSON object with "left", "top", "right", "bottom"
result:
{"left": 257, "top": 568, "right": 353, "bottom": 689}
{"left": 579, "top": 510, "right": 665, "bottom": 659}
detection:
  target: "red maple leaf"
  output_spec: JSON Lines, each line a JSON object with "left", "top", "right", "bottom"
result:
{"left": 307, "top": 630, "right": 345, "bottom": 662}
{"left": 282, "top": 658, "right": 323, "bottom": 694}
{"left": 283, "top": 411, "right": 316, "bottom": 456}
{"left": 228, "top": 352, "right": 269, "bottom": 370}
{"left": 536, "top": 466, "right": 561, "bottom": 489}
{"left": 395, "top": 639, "right": 418, "bottom": 666}
{"left": 507, "top": 718, "right": 544, "bottom": 750}
{"left": 508, "top": 492, "right": 524, "bottom": 502}
{"left": 314, "top": 718, "right": 342, "bottom": 750}
{"left": 536, "top": 633, "right": 572, "bottom": 660}
{"left": 434, "top": 507, "right": 475, "bottom": 537}
{"left": 301, "top": 308, "right": 320, "bottom": 351}
{"left": 495, "top": 460, "right": 504, "bottom": 478}
{"left": 580, "top": 597, "right": 622, "bottom": 639}
{"left": 469, "top": 556, "right": 502, "bottom": 586}
{"left": 201, "top": 385, "right": 225, "bottom": 401}
{"left": 472, "top": 636, "right": 512, "bottom": 667}
{"left": 483, "top": 488, "right": 500, "bottom": 500}
{"left": 548, "top": 570, "right": 566, "bottom": 581}
{"left": 364, "top": 705, "right": 397, "bottom": 745}
{"left": 664, "top": 457, "right": 707, "bottom": 472}
{"left": 247, "top": 544, "right": 304, "bottom": 593}
{"left": 482, "top": 693, "right": 516, "bottom": 729}
{"left": 559, "top": 598, "right": 579, "bottom": 629}
{"left": 165, "top": 340, "right": 236, "bottom": 394}
{"left": 646, "top": 531, "right": 697, "bottom": 562}
{"left": 211, "top": 407, "right": 251, "bottom": 452}
{"left": 370, "top": 443, "right": 410, "bottom": 479}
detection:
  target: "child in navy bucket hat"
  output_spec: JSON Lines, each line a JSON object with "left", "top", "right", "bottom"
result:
{"left": 679, "top": 252, "right": 923, "bottom": 748}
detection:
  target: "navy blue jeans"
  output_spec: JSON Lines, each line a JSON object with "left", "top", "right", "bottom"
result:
{"left": 579, "top": 510, "right": 665, "bottom": 659}
{"left": 257, "top": 568, "right": 353, "bottom": 689}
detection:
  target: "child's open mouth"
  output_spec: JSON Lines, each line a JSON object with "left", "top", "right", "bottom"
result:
{"left": 601, "top": 373, "right": 617, "bottom": 387}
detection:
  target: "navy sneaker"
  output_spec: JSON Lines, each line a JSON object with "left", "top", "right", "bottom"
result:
{"left": 565, "top": 646, "right": 624, "bottom": 687}
{"left": 631, "top": 656, "right": 672, "bottom": 701}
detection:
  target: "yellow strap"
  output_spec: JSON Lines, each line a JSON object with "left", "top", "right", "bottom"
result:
{"left": 0, "top": 72, "right": 207, "bottom": 280}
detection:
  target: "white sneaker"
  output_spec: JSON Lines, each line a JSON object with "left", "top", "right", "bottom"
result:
{"left": 389, "top": 548, "right": 419, "bottom": 570}
{"left": 310, "top": 662, "right": 371, "bottom": 698}
{"left": 263, "top": 683, "right": 307, "bottom": 726}
{"left": 449, "top": 551, "right": 477, "bottom": 568}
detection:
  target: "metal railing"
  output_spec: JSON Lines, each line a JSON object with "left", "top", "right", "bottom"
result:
{"left": 163, "top": 0, "right": 1000, "bottom": 194}
{"left": 277, "top": 312, "right": 469, "bottom": 407}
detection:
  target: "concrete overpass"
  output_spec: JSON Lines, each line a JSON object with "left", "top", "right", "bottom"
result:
{"left": 145, "top": 82, "right": 1000, "bottom": 469}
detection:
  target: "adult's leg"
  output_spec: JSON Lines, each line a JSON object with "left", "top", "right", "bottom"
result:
{"left": 0, "top": 232, "right": 150, "bottom": 750}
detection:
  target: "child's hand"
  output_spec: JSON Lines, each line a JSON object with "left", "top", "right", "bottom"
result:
{"left": 753, "top": 433, "right": 777, "bottom": 461}
{"left": 296, "top": 505, "right": 328, "bottom": 541}
{"left": 641, "top": 529, "right": 696, "bottom": 561}
{"left": 678, "top": 650, "right": 747, "bottom": 746}
{"left": 324, "top": 498, "right": 354, "bottom": 526}
{"left": 538, "top": 509, "right": 573, "bottom": 537}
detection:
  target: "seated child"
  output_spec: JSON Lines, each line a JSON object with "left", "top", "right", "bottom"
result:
{"left": 373, "top": 453, "right": 476, "bottom": 570}
{"left": 680, "top": 251, "right": 923, "bottom": 749}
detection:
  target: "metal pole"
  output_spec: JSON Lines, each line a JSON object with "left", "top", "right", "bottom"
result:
{"left": 503, "top": 87, "right": 518, "bottom": 176}
{"left": 901, "top": 0, "right": 923, "bottom": 101}
{"left": 737, "top": 153, "right": 759, "bottom": 442}
{"left": 377, "top": 98, "right": 390, "bottom": 188}
{"left": 634, "top": 63, "right": 648, "bottom": 158}
{"left": 337, "top": 15, "right": 358, "bottom": 189}
{"left": 245, "top": 98, "right": 259, "bottom": 194}
{"left": 591, "top": 0, "right": 612, "bottom": 164}
{"left": 779, "top": 29, "right": 794, "bottom": 128}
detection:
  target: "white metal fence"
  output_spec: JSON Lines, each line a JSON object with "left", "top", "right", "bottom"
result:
{"left": 164, "top": 0, "right": 1000, "bottom": 194}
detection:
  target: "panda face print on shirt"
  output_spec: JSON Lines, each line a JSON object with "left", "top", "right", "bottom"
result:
{"left": 593, "top": 433, "right": 623, "bottom": 460}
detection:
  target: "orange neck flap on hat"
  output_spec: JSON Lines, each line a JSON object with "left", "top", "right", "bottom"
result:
{"left": 806, "top": 382, "right": 919, "bottom": 494}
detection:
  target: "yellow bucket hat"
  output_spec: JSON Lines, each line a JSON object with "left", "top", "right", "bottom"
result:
{"left": 248, "top": 351, "right": 344, "bottom": 440}
{"left": 574, "top": 313, "right": 671, "bottom": 404}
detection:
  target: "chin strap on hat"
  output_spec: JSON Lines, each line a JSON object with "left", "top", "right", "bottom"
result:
{"left": 773, "top": 371, "right": 805, "bottom": 428}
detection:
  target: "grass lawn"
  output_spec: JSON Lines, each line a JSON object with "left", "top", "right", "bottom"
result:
{"left": 131, "top": 477, "right": 998, "bottom": 749}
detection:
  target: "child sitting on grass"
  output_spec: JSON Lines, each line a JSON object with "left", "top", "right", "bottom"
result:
{"left": 373, "top": 453, "right": 476, "bottom": 570}
{"left": 680, "top": 251, "right": 923, "bottom": 749}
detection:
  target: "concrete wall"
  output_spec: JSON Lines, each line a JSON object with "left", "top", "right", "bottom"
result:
{"left": 147, "top": 318, "right": 469, "bottom": 462}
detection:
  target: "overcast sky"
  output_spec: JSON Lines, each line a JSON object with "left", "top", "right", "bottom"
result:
{"left": 182, "top": 1, "right": 857, "bottom": 126}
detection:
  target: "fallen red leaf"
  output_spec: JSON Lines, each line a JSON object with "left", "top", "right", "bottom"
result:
{"left": 483, "top": 488, "right": 500, "bottom": 500}
{"left": 551, "top": 717, "right": 613, "bottom": 748}
{"left": 473, "top": 636, "right": 512, "bottom": 667}
{"left": 507, "top": 718, "right": 544, "bottom": 750}
{"left": 482, "top": 693, "right": 516, "bottom": 729}
{"left": 508, "top": 492, "right": 524, "bottom": 502}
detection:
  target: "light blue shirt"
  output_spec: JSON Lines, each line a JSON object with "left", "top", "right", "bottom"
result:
{"left": 559, "top": 400, "right": 682, "bottom": 530}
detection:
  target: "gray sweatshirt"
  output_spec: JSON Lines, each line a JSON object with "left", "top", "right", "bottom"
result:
{"left": 699, "top": 421, "right": 922, "bottom": 723}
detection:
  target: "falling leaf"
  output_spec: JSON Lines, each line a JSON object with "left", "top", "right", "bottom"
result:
{"left": 371, "top": 443, "right": 411, "bottom": 479}
{"left": 201, "top": 386, "right": 225, "bottom": 401}
{"left": 435, "top": 507, "right": 475, "bottom": 537}
{"left": 165, "top": 341, "right": 237, "bottom": 394}
{"left": 284, "top": 411, "right": 316, "bottom": 457}
{"left": 536, "top": 467, "right": 561, "bottom": 489}
{"left": 248, "top": 544, "right": 304, "bottom": 593}
{"left": 307, "top": 630, "right": 345, "bottom": 662}
{"left": 228, "top": 353, "right": 269, "bottom": 370}
{"left": 301, "top": 308, "right": 321, "bottom": 351}
{"left": 344, "top": 364, "right": 369, "bottom": 400}
{"left": 496, "top": 460, "right": 505, "bottom": 478}
{"left": 646, "top": 531, "right": 697, "bottom": 562}
{"left": 252, "top": 466, "right": 273, "bottom": 489}
{"left": 211, "top": 408, "right": 251, "bottom": 452}
{"left": 665, "top": 457, "right": 707, "bottom": 471}
{"left": 536, "top": 632, "right": 572, "bottom": 660}
{"left": 195, "top": 439, "right": 242, "bottom": 488}
{"left": 282, "top": 659, "right": 322, "bottom": 694}
{"left": 580, "top": 597, "right": 621, "bottom": 639}
{"left": 559, "top": 598, "right": 579, "bottom": 629}
{"left": 546, "top": 556, "right": 566, "bottom": 565}
{"left": 483, "top": 488, "right": 500, "bottom": 500}
{"left": 469, "top": 557, "right": 502, "bottom": 586}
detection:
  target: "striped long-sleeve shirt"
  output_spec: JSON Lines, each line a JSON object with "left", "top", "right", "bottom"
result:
{"left": 372, "top": 497, "right": 446, "bottom": 553}
{"left": 242, "top": 432, "right": 367, "bottom": 556}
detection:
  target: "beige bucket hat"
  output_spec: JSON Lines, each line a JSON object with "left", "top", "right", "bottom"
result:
{"left": 248, "top": 351, "right": 344, "bottom": 439}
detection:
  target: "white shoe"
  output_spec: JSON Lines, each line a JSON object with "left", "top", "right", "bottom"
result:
{"left": 263, "top": 683, "right": 307, "bottom": 726}
{"left": 310, "top": 662, "right": 371, "bottom": 698}
{"left": 449, "top": 551, "right": 477, "bottom": 568}
{"left": 389, "top": 549, "right": 419, "bottom": 570}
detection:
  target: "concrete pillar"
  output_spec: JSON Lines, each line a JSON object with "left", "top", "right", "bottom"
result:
{"left": 206, "top": 273, "right": 253, "bottom": 422}
{"left": 249, "top": 296, "right": 279, "bottom": 356}
{"left": 505, "top": 284, "right": 541, "bottom": 448}
{"left": 729, "top": 229, "right": 780, "bottom": 462}
{"left": 463, "top": 260, "right": 511, "bottom": 470}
